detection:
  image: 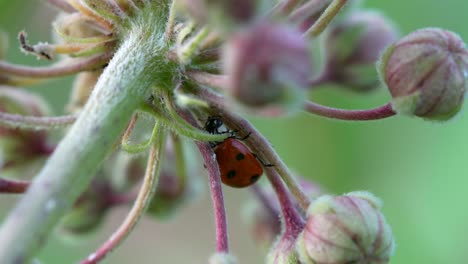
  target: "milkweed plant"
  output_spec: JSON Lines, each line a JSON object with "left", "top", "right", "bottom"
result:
{"left": 0, "top": 0, "right": 466, "bottom": 263}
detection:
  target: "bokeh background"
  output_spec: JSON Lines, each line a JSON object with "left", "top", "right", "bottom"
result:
{"left": 0, "top": 0, "right": 467, "bottom": 263}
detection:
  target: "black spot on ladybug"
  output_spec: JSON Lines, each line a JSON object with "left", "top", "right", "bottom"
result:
{"left": 227, "top": 170, "right": 236, "bottom": 178}
{"left": 250, "top": 174, "right": 260, "bottom": 182}
{"left": 236, "top": 153, "right": 245, "bottom": 161}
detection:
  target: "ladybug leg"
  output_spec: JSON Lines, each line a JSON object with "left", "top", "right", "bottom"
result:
{"left": 209, "top": 141, "right": 222, "bottom": 148}
{"left": 231, "top": 131, "right": 251, "bottom": 141}
{"left": 253, "top": 153, "right": 274, "bottom": 167}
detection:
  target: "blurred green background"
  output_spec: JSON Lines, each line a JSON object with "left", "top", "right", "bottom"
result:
{"left": 1, "top": 0, "right": 467, "bottom": 263}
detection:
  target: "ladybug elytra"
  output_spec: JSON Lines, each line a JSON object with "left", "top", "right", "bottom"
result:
{"left": 205, "top": 116, "right": 264, "bottom": 188}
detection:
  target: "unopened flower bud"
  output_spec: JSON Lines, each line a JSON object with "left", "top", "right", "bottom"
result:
{"left": 53, "top": 13, "right": 103, "bottom": 41}
{"left": 0, "top": 88, "right": 52, "bottom": 171}
{"left": 208, "top": 252, "right": 238, "bottom": 264}
{"left": 380, "top": 28, "right": 468, "bottom": 120}
{"left": 296, "top": 191, "right": 395, "bottom": 264}
{"left": 224, "top": 22, "right": 312, "bottom": 116}
{"left": 323, "top": 10, "right": 398, "bottom": 92}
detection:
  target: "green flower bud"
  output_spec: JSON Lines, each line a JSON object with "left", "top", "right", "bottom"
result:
{"left": 379, "top": 28, "right": 468, "bottom": 120}
{"left": 296, "top": 191, "right": 395, "bottom": 264}
{"left": 208, "top": 252, "right": 238, "bottom": 264}
{"left": 223, "top": 22, "right": 312, "bottom": 116}
{"left": 323, "top": 10, "right": 398, "bottom": 92}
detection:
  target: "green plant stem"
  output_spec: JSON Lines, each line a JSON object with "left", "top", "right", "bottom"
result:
{"left": 82, "top": 127, "right": 165, "bottom": 264}
{"left": 189, "top": 87, "right": 312, "bottom": 211}
{"left": 304, "top": 0, "right": 348, "bottom": 38}
{"left": 0, "top": 15, "right": 169, "bottom": 262}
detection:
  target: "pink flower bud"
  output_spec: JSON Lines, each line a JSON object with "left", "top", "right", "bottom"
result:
{"left": 380, "top": 28, "right": 468, "bottom": 120}
{"left": 223, "top": 22, "right": 313, "bottom": 116}
{"left": 323, "top": 10, "right": 398, "bottom": 91}
{"left": 296, "top": 192, "right": 395, "bottom": 264}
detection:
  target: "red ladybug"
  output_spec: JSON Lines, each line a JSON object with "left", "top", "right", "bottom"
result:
{"left": 205, "top": 116, "right": 264, "bottom": 188}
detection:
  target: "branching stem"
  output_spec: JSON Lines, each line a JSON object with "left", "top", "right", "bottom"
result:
{"left": 81, "top": 126, "right": 165, "bottom": 264}
{"left": 0, "top": 10, "right": 171, "bottom": 262}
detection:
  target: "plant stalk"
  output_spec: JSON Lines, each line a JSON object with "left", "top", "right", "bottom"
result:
{"left": 0, "top": 18, "right": 169, "bottom": 263}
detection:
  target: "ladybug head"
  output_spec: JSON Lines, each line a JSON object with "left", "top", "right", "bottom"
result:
{"left": 204, "top": 116, "right": 224, "bottom": 134}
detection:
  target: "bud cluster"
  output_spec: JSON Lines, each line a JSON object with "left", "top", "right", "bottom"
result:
{"left": 0, "top": 1, "right": 466, "bottom": 264}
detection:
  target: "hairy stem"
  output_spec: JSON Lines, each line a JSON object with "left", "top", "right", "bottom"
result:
{"left": 180, "top": 109, "right": 229, "bottom": 253}
{"left": 304, "top": 101, "right": 396, "bottom": 120}
{"left": 221, "top": 111, "right": 311, "bottom": 211}
{"left": 196, "top": 142, "right": 230, "bottom": 253}
{"left": 0, "top": 9, "right": 171, "bottom": 262}
{"left": 0, "top": 53, "right": 111, "bottom": 78}
{"left": 0, "top": 112, "right": 76, "bottom": 130}
{"left": 82, "top": 127, "right": 165, "bottom": 264}
{"left": 266, "top": 169, "right": 305, "bottom": 235}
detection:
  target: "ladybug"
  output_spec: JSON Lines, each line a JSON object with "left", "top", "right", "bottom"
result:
{"left": 205, "top": 116, "right": 266, "bottom": 188}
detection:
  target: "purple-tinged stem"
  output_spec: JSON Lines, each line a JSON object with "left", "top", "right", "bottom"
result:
{"left": 186, "top": 71, "right": 228, "bottom": 90}
{"left": 0, "top": 53, "right": 111, "bottom": 78}
{"left": 196, "top": 142, "right": 229, "bottom": 253}
{"left": 0, "top": 178, "right": 30, "bottom": 194}
{"left": 0, "top": 112, "right": 76, "bottom": 130}
{"left": 178, "top": 108, "right": 230, "bottom": 253}
{"left": 214, "top": 109, "right": 311, "bottom": 211}
{"left": 81, "top": 131, "right": 164, "bottom": 264}
{"left": 304, "top": 101, "right": 396, "bottom": 121}
{"left": 266, "top": 169, "right": 305, "bottom": 235}
{"left": 187, "top": 87, "right": 311, "bottom": 211}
